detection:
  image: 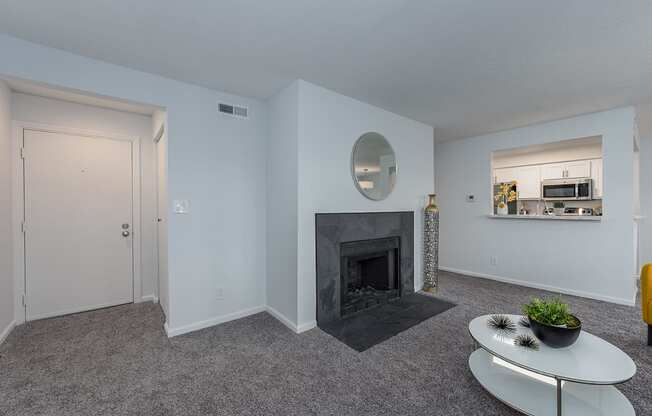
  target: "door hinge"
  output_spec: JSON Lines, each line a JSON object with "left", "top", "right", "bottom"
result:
{"left": 20, "top": 147, "right": 25, "bottom": 160}
{"left": 21, "top": 221, "right": 26, "bottom": 234}
{"left": 21, "top": 294, "right": 26, "bottom": 308}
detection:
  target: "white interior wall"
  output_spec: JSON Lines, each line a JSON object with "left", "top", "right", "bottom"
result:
{"left": 0, "top": 34, "right": 267, "bottom": 336}
{"left": 11, "top": 92, "right": 158, "bottom": 301}
{"left": 0, "top": 33, "right": 641, "bottom": 340}
{"left": 0, "top": 80, "right": 14, "bottom": 343}
{"left": 435, "top": 107, "right": 637, "bottom": 305}
{"left": 296, "top": 80, "right": 434, "bottom": 329}
{"left": 266, "top": 81, "right": 299, "bottom": 326}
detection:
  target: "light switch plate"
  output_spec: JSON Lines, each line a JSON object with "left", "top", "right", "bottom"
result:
{"left": 173, "top": 199, "right": 190, "bottom": 214}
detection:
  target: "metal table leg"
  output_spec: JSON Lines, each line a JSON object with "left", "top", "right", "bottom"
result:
{"left": 556, "top": 378, "right": 562, "bottom": 416}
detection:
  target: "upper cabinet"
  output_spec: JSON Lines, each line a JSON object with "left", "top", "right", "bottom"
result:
{"left": 540, "top": 163, "right": 566, "bottom": 180}
{"left": 515, "top": 165, "right": 541, "bottom": 199}
{"left": 494, "top": 167, "right": 517, "bottom": 184}
{"left": 540, "top": 160, "right": 590, "bottom": 180}
{"left": 590, "top": 159, "right": 603, "bottom": 199}
{"left": 494, "top": 166, "right": 541, "bottom": 199}
{"left": 564, "top": 160, "right": 591, "bottom": 178}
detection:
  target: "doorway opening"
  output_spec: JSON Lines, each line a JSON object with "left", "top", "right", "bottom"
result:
{"left": 5, "top": 77, "right": 167, "bottom": 323}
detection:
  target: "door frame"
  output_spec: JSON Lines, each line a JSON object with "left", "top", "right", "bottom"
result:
{"left": 153, "top": 122, "right": 164, "bottom": 307}
{"left": 12, "top": 121, "right": 143, "bottom": 323}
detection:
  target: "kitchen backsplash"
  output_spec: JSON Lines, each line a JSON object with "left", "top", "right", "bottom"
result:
{"left": 518, "top": 199, "right": 602, "bottom": 215}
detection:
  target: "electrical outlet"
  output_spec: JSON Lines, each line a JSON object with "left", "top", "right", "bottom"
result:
{"left": 490, "top": 256, "right": 498, "bottom": 266}
{"left": 216, "top": 287, "right": 224, "bottom": 300}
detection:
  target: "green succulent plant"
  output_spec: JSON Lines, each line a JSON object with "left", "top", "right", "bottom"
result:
{"left": 522, "top": 297, "right": 579, "bottom": 328}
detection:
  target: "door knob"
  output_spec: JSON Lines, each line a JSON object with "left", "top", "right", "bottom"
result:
{"left": 122, "top": 230, "right": 130, "bottom": 237}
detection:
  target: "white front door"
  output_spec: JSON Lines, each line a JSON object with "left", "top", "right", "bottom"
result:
{"left": 23, "top": 129, "right": 134, "bottom": 321}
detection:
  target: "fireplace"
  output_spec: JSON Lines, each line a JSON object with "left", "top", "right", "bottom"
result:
{"left": 315, "top": 211, "right": 455, "bottom": 351}
{"left": 315, "top": 211, "right": 414, "bottom": 325}
{"left": 340, "top": 237, "right": 400, "bottom": 317}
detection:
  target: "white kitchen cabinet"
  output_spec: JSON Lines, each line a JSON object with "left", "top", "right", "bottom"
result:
{"left": 494, "top": 166, "right": 540, "bottom": 199}
{"left": 590, "top": 158, "right": 603, "bottom": 199}
{"left": 540, "top": 163, "right": 566, "bottom": 180}
{"left": 515, "top": 165, "right": 541, "bottom": 199}
{"left": 540, "top": 160, "right": 590, "bottom": 180}
{"left": 494, "top": 167, "right": 517, "bottom": 184}
{"left": 564, "top": 160, "right": 591, "bottom": 178}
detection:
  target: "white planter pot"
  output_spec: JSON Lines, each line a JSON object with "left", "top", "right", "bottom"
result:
{"left": 497, "top": 204, "right": 509, "bottom": 215}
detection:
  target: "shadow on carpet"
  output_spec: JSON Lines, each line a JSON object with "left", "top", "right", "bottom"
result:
{"left": 319, "top": 293, "right": 456, "bottom": 352}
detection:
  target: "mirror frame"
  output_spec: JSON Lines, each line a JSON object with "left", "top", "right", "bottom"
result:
{"left": 350, "top": 132, "right": 398, "bottom": 201}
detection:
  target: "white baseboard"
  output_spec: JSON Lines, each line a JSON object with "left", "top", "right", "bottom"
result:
{"left": 265, "top": 305, "right": 297, "bottom": 332}
{"left": 296, "top": 320, "right": 317, "bottom": 333}
{"left": 140, "top": 294, "right": 159, "bottom": 303}
{"left": 0, "top": 320, "right": 16, "bottom": 345}
{"left": 265, "top": 305, "right": 317, "bottom": 334}
{"left": 164, "top": 305, "right": 266, "bottom": 337}
{"left": 440, "top": 266, "right": 636, "bottom": 307}
{"left": 162, "top": 304, "right": 319, "bottom": 338}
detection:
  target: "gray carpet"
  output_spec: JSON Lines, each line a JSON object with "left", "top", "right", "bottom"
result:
{"left": 0, "top": 271, "right": 650, "bottom": 415}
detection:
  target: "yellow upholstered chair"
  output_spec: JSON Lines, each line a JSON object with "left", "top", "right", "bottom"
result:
{"left": 642, "top": 264, "right": 652, "bottom": 346}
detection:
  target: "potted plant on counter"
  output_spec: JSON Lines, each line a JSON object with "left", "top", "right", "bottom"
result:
{"left": 494, "top": 181, "right": 517, "bottom": 215}
{"left": 553, "top": 201, "right": 565, "bottom": 216}
{"left": 522, "top": 297, "right": 582, "bottom": 348}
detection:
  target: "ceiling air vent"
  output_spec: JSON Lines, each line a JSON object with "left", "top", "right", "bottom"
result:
{"left": 218, "top": 102, "right": 248, "bottom": 119}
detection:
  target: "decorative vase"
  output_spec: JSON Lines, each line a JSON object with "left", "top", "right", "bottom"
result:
{"left": 423, "top": 194, "right": 439, "bottom": 293}
{"left": 528, "top": 315, "right": 582, "bottom": 348}
{"left": 497, "top": 202, "right": 508, "bottom": 215}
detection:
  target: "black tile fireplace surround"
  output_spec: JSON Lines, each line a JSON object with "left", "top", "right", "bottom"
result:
{"left": 315, "top": 211, "right": 414, "bottom": 325}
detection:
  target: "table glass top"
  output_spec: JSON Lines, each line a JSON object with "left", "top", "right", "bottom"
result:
{"left": 469, "top": 314, "right": 636, "bottom": 384}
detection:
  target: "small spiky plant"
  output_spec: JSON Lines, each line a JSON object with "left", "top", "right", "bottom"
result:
{"left": 514, "top": 334, "right": 539, "bottom": 350}
{"left": 487, "top": 314, "right": 516, "bottom": 333}
{"left": 519, "top": 316, "right": 530, "bottom": 328}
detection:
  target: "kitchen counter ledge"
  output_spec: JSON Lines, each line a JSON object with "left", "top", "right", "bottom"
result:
{"left": 487, "top": 214, "right": 601, "bottom": 221}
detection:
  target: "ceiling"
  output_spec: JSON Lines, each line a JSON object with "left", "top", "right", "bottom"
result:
{"left": 0, "top": 0, "right": 651, "bottom": 141}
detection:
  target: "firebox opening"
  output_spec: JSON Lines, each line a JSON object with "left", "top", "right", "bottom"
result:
{"left": 340, "top": 237, "right": 401, "bottom": 317}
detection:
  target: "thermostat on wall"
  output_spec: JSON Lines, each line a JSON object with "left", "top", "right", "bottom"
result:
{"left": 173, "top": 199, "right": 190, "bottom": 214}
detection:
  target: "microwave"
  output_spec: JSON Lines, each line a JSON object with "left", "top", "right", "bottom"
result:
{"left": 542, "top": 178, "right": 592, "bottom": 200}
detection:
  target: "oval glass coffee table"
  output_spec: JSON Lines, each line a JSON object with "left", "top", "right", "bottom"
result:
{"left": 468, "top": 315, "right": 636, "bottom": 416}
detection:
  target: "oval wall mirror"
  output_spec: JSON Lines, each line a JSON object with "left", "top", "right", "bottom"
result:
{"left": 351, "top": 132, "right": 397, "bottom": 200}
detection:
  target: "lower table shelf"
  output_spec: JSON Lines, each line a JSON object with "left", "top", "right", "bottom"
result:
{"left": 469, "top": 349, "right": 634, "bottom": 416}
